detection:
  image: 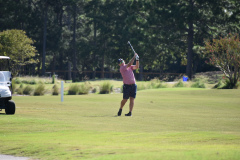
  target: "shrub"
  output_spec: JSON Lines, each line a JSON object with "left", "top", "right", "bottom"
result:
{"left": 52, "top": 75, "right": 55, "bottom": 84}
{"left": 17, "top": 83, "right": 24, "bottom": 95}
{"left": 52, "top": 84, "right": 59, "bottom": 95}
{"left": 23, "top": 85, "right": 33, "bottom": 95}
{"left": 15, "top": 76, "right": 54, "bottom": 85}
{"left": 68, "top": 84, "right": 79, "bottom": 95}
{"left": 191, "top": 80, "right": 206, "bottom": 88}
{"left": 29, "top": 79, "right": 37, "bottom": 84}
{"left": 92, "top": 86, "right": 99, "bottom": 93}
{"left": 21, "top": 79, "right": 37, "bottom": 84}
{"left": 100, "top": 81, "right": 113, "bottom": 94}
{"left": 120, "top": 85, "right": 123, "bottom": 93}
{"left": 173, "top": 80, "right": 185, "bottom": 87}
{"left": 34, "top": 84, "right": 45, "bottom": 96}
{"left": 213, "top": 80, "right": 224, "bottom": 89}
{"left": 11, "top": 79, "right": 16, "bottom": 94}
{"left": 14, "top": 78, "right": 21, "bottom": 84}
{"left": 192, "top": 76, "right": 208, "bottom": 83}
{"left": 222, "top": 79, "right": 239, "bottom": 89}
{"left": 149, "top": 78, "right": 167, "bottom": 89}
{"left": 137, "top": 83, "right": 147, "bottom": 91}
{"left": 79, "top": 82, "right": 91, "bottom": 95}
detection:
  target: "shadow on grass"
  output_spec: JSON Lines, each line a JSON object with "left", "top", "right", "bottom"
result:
{"left": 0, "top": 113, "right": 15, "bottom": 115}
{"left": 83, "top": 115, "right": 118, "bottom": 117}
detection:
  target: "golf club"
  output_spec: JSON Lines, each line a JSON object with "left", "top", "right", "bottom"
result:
{"left": 128, "top": 41, "right": 136, "bottom": 55}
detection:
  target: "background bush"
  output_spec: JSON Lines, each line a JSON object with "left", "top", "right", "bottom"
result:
{"left": 149, "top": 79, "right": 167, "bottom": 89}
{"left": 52, "top": 84, "right": 59, "bottom": 95}
{"left": 221, "top": 79, "right": 240, "bottom": 89}
{"left": 213, "top": 80, "right": 224, "bottom": 89}
{"left": 137, "top": 83, "right": 147, "bottom": 91}
{"left": 11, "top": 78, "right": 16, "bottom": 94}
{"left": 173, "top": 80, "right": 185, "bottom": 87}
{"left": 34, "top": 84, "right": 45, "bottom": 96}
{"left": 191, "top": 80, "right": 206, "bottom": 88}
{"left": 68, "top": 84, "right": 79, "bottom": 95}
{"left": 14, "top": 78, "right": 21, "bottom": 84}
{"left": 17, "top": 83, "right": 24, "bottom": 95}
{"left": 100, "top": 81, "right": 113, "bottom": 94}
{"left": 23, "top": 85, "right": 33, "bottom": 95}
{"left": 52, "top": 75, "right": 55, "bottom": 84}
{"left": 78, "top": 82, "right": 91, "bottom": 94}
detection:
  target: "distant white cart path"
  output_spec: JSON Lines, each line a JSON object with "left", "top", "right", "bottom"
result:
{"left": 0, "top": 154, "right": 30, "bottom": 160}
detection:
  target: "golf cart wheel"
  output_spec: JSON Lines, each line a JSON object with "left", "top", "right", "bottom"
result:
{"left": 5, "top": 100, "right": 15, "bottom": 115}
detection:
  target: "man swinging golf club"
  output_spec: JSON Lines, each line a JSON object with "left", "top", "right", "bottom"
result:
{"left": 117, "top": 53, "right": 139, "bottom": 116}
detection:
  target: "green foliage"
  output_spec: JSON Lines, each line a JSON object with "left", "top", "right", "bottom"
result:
{"left": 173, "top": 80, "right": 185, "bottom": 88}
{"left": 13, "top": 78, "right": 21, "bottom": 84}
{"left": 14, "top": 76, "right": 54, "bottom": 84}
{"left": 52, "top": 84, "right": 59, "bottom": 95}
{"left": 52, "top": 75, "right": 55, "bottom": 84}
{"left": 79, "top": 82, "right": 91, "bottom": 95}
{"left": 222, "top": 79, "right": 239, "bottom": 89}
{"left": 213, "top": 78, "right": 239, "bottom": 89}
{"left": 22, "top": 79, "right": 37, "bottom": 85}
{"left": 91, "top": 87, "right": 99, "bottom": 94}
{"left": 149, "top": 79, "right": 167, "bottom": 89}
{"left": 23, "top": 85, "right": 33, "bottom": 95}
{"left": 137, "top": 83, "right": 147, "bottom": 91}
{"left": 68, "top": 84, "right": 79, "bottom": 95}
{"left": 16, "top": 83, "right": 24, "bottom": 95}
{"left": 34, "top": 84, "right": 45, "bottom": 96}
{"left": 99, "top": 81, "right": 113, "bottom": 94}
{"left": 0, "top": 0, "right": 239, "bottom": 79}
{"left": 203, "top": 33, "right": 240, "bottom": 88}
{"left": 191, "top": 80, "right": 206, "bottom": 88}
{"left": 11, "top": 78, "right": 16, "bottom": 94}
{"left": 213, "top": 80, "right": 224, "bottom": 89}
{"left": 0, "top": 29, "right": 38, "bottom": 76}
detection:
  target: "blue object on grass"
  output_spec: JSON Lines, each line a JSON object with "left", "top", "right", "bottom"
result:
{"left": 183, "top": 76, "right": 188, "bottom": 82}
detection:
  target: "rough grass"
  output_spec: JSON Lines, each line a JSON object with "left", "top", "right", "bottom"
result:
{"left": 12, "top": 75, "right": 238, "bottom": 96}
{"left": 0, "top": 88, "right": 240, "bottom": 160}
{"left": 99, "top": 81, "right": 113, "bottom": 94}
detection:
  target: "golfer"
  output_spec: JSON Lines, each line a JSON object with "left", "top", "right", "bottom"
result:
{"left": 117, "top": 53, "right": 139, "bottom": 116}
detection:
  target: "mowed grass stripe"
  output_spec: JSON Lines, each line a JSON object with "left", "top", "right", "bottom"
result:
{"left": 0, "top": 88, "right": 240, "bottom": 159}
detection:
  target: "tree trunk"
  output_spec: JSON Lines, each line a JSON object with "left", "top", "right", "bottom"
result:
{"left": 186, "top": 0, "right": 194, "bottom": 79}
{"left": 52, "top": 53, "right": 56, "bottom": 76}
{"left": 101, "top": 52, "right": 105, "bottom": 79}
{"left": 42, "top": 3, "right": 48, "bottom": 76}
{"left": 65, "top": 7, "right": 72, "bottom": 80}
{"left": 92, "top": 13, "right": 97, "bottom": 79}
{"left": 72, "top": 4, "right": 77, "bottom": 82}
{"left": 68, "top": 61, "right": 72, "bottom": 80}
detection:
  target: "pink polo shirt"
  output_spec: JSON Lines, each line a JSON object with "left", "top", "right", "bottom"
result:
{"left": 120, "top": 65, "right": 136, "bottom": 84}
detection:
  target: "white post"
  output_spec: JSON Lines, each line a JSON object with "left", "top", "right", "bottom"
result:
{"left": 61, "top": 81, "right": 64, "bottom": 102}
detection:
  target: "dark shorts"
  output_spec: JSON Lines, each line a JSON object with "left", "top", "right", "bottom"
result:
{"left": 123, "top": 84, "right": 137, "bottom": 99}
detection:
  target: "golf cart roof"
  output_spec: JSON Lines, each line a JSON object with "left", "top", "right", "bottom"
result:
{"left": 0, "top": 56, "right": 10, "bottom": 59}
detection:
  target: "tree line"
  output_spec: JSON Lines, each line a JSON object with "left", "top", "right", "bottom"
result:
{"left": 0, "top": 0, "right": 239, "bottom": 81}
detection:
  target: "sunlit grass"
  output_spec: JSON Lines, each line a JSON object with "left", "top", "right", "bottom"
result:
{"left": 0, "top": 88, "right": 240, "bottom": 159}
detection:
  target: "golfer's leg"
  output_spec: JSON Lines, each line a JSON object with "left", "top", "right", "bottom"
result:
{"left": 120, "top": 99, "right": 128, "bottom": 109}
{"left": 129, "top": 97, "right": 134, "bottom": 112}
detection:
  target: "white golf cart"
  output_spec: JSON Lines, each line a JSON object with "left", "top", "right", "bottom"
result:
{"left": 0, "top": 56, "right": 15, "bottom": 114}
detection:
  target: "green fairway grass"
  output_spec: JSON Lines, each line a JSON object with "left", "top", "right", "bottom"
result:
{"left": 0, "top": 88, "right": 240, "bottom": 159}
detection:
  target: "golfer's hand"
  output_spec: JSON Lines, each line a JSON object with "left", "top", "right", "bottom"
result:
{"left": 135, "top": 53, "right": 139, "bottom": 61}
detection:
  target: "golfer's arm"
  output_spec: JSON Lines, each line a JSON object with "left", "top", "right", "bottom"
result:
{"left": 133, "top": 60, "right": 139, "bottom": 70}
{"left": 136, "top": 60, "right": 139, "bottom": 69}
{"left": 127, "top": 56, "right": 136, "bottom": 68}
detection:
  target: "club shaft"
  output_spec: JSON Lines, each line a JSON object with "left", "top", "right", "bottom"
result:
{"left": 128, "top": 41, "right": 136, "bottom": 54}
